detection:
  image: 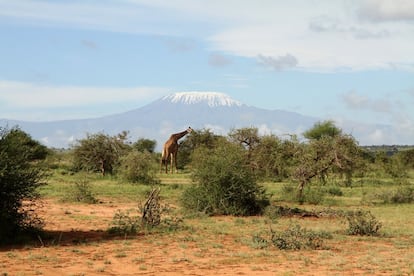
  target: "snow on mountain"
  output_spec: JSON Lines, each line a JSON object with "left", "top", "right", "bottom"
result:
{"left": 0, "top": 91, "right": 395, "bottom": 149}
{"left": 162, "top": 92, "right": 243, "bottom": 107}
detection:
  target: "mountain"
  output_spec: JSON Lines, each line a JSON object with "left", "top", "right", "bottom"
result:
{"left": 162, "top": 92, "right": 243, "bottom": 107}
{"left": 0, "top": 92, "right": 392, "bottom": 149}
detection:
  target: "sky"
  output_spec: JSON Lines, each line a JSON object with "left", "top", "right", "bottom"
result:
{"left": 0, "top": 0, "right": 414, "bottom": 144}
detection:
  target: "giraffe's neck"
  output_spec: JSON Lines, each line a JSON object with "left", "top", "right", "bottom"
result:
{"left": 171, "top": 130, "right": 189, "bottom": 141}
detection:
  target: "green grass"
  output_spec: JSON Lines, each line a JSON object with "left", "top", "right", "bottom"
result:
{"left": 38, "top": 169, "right": 414, "bottom": 244}
{"left": 40, "top": 171, "right": 192, "bottom": 203}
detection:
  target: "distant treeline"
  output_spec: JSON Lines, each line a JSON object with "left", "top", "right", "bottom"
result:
{"left": 362, "top": 145, "right": 414, "bottom": 156}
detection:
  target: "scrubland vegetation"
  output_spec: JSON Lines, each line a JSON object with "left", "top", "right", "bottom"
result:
{"left": 1, "top": 121, "right": 414, "bottom": 274}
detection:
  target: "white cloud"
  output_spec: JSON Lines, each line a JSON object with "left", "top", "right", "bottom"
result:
{"left": 391, "top": 112, "right": 414, "bottom": 143}
{"left": 257, "top": 124, "right": 272, "bottom": 136}
{"left": 0, "top": 0, "right": 191, "bottom": 36}
{"left": 357, "top": 0, "right": 414, "bottom": 22}
{"left": 342, "top": 91, "right": 369, "bottom": 109}
{"left": 0, "top": 80, "right": 168, "bottom": 120}
{"left": 0, "top": 80, "right": 167, "bottom": 108}
{"left": 1, "top": 0, "right": 413, "bottom": 71}
{"left": 341, "top": 91, "right": 392, "bottom": 113}
{"left": 367, "top": 129, "right": 387, "bottom": 144}
{"left": 338, "top": 91, "right": 414, "bottom": 144}
{"left": 257, "top": 54, "right": 298, "bottom": 71}
{"left": 203, "top": 124, "right": 227, "bottom": 135}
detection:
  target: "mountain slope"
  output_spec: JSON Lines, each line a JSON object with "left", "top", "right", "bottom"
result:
{"left": 162, "top": 91, "right": 243, "bottom": 107}
{"left": 0, "top": 92, "right": 393, "bottom": 149}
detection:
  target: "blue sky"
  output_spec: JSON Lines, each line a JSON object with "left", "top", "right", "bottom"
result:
{"left": 0, "top": 0, "right": 414, "bottom": 144}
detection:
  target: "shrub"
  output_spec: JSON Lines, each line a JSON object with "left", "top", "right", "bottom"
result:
{"left": 346, "top": 210, "right": 382, "bottom": 236}
{"left": 271, "top": 224, "right": 330, "bottom": 250}
{"left": 65, "top": 179, "right": 98, "bottom": 204}
{"left": 252, "top": 224, "right": 332, "bottom": 250}
{"left": 108, "top": 187, "right": 183, "bottom": 235}
{"left": 0, "top": 127, "right": 46, "bottom": 244}
{"left": 108, "top": 209, "right": 141, "bottom": 235}
{"left": 376, "top": 186, "right": 414, "bottom": 204}
{"left": 181, "top": 142, "right": 269, "bottom": 216}
{"left": 251, "top": 234, "right": 270, "bottom": 249}
{"left": 72, "top": 132, "right": 129, "bottom": 176}
{"left": 326, "top": 186, "right": 343, "bottom": 196}
{"left": 118, "top": 150, "right": 159, "bottom": 184}
{"left": 140, "top": 187, "right": 162, "bottom": 227}
{"left": 388, "top": 186, "right": 414, "bottom": 203}
{"left": 281, "top": 183, "right": 297, "bottom": 201}
{"left": 302, "top": 186, "right": 325, "bottom": 204}
{"left": 281, "top": 183, "right": 325, "bottom": 204}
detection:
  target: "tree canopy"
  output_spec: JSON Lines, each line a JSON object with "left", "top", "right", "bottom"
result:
{"left": 72, "top": 131, "right": 130, "bottom": 175}
{"left": 133, "top": 138, "right": 156, "bottom": 153}
{"left": 303, "top": 120, "right": 342, "bottom": 140}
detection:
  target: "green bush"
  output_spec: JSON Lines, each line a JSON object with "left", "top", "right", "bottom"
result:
{"left": 108, "top": 209, "right": 141, "bottom": 235}
{"left": 118, "top": 150, "right": 159, "bottom": 184}
{"left": 281, "top": 183, "right": 297, "bottom": 201}
{"left": 302, "top": 186, "right": 325, "bottom": 204}
{"left": 380, "top": 186, "right": 414, "bottom": 204}
{"left": 271, "top": 224, "right": 330, "bottom": 250}
{"left": 326, "top": 186, "right": 343, "bottom": 196}
{"left": 389, "top": 186, "right": 414, "bottom": 203}
{"left": 72, "top": 132, "right": 129, "bottom": 176}
{"left": 181, "top": 142, "right": 269, "bottom": 216}
{"left": 281, "top": 183, "right": 325, "bottom": 204}
{"left": 251, "top": 234, "right": 270, "bottom": 249}
{"left": 253, "top": 224, "right": 332, "bottom": 250}
{"left": 0, "top": 127, "right": 46, "bottom": 244}
{"left": 346, "top": 210, "right": 382, "bottom": 236}
{"left": 65, "top": 180, "right": 98, "bottom": 204}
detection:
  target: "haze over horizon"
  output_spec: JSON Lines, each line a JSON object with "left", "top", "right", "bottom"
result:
{"left": 1, "top": 1, "right": 414, "bottom": 145}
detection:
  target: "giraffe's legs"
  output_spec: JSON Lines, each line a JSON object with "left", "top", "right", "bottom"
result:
{"left": 173, "top": 153, "right": 178, "bottom": 173}
{"left": 170, "top": 153, "right": 174, "bottom": 174}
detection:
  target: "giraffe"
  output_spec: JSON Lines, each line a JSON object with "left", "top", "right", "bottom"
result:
{"left": 161, "top": 127, "right": 193, "bottom": 173}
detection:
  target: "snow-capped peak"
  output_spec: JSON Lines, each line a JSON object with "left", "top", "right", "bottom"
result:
{"left": 162, "top": 92, "right": 243, "bottom": 107}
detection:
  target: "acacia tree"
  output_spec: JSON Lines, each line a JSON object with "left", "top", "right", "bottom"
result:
{"left": 374, "top": 151, "right": 408, "bottom": 179}
{"left": 73, "top": 131, "right": 130, "bottom": 175}
{"left": 228, "top": 127, "right": 260, "bottom": 151}
{"left": 252, "top": 134, "right": 301, "bottom": 181}
{"left": 303, "top": 120, "right": 342, "bottom": 140}
{"left": 133, "top": 138, "right": 156, "bottom": 153}
{"left": 228, "top": 127, "right": 261, "bottom": 166}
{"left": 293, "top": 134, "right": 361, "bottom": 200}
{"left": 178, "top": 128, "right": 225, "bottom": 169}
{"left": 291, "top": 121, "right": 363, "bottom": 200}
{"left": 0, "top": 127, "right": 46, "bottom": 243}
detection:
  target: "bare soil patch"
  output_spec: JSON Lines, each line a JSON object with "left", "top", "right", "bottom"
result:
{"left": 1, "top": 199, "right": 413, "bottom": 275}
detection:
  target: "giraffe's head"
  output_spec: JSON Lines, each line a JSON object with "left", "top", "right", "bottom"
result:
{"left": 187, "top": 126, "right": 193, "bottom": 133}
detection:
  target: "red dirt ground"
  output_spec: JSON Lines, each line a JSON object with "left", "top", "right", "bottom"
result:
{"left": 1, "top": 199, "right": 413, "bottom": 275}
